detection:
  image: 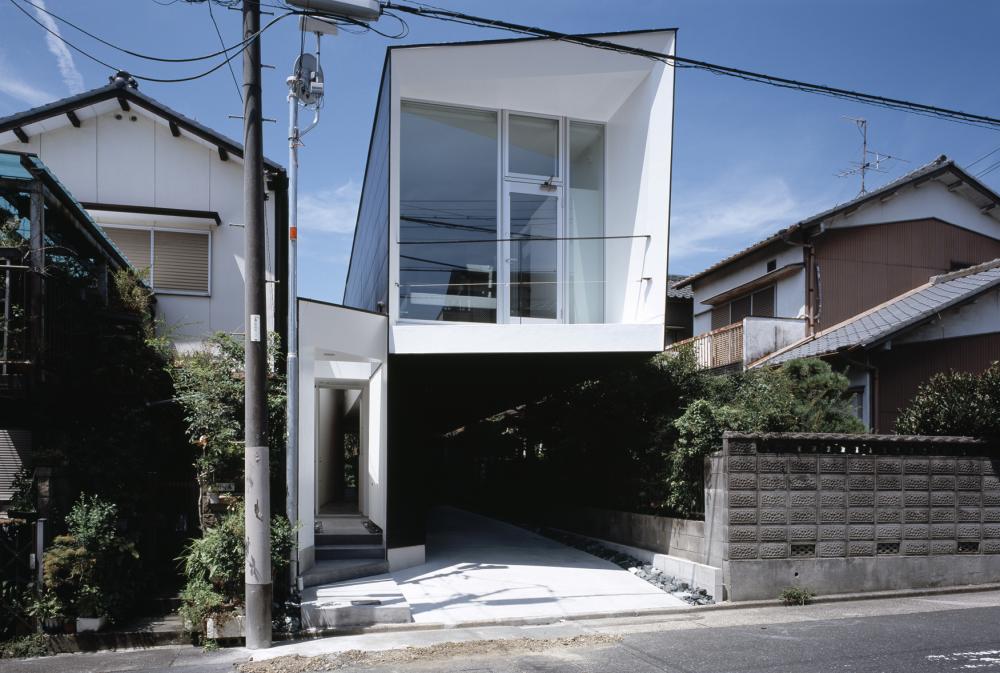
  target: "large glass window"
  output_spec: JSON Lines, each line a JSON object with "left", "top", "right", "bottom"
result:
{"left": 399, "top": 102, "right": 498, "bottom": 322}
{"left": 567, "top": 121, "right": 605, "bottom": 323}
{"left": 508, "top": 114, "right": 559, "bottom": 179}
{"left": 509, "top": 191, "right": 558, "bottom": 320}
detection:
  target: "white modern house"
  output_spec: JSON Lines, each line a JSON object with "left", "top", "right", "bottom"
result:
{"left": 296, "top": 30, "right": 675, "bottom": 587}
{"left": 0, "top": 73, "right": 288, "bottom": 351}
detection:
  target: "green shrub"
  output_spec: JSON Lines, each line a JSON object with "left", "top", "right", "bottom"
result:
{"left": 178, "top": 502, "right": 295, "bottom": 632}
{"left": 665, "top": 359, "right": 864, "bottom": 516}
{"left": 42, "top": 494, "right": 139, "bottom": 619}
{"left": 0, "top": 634, "right": 49, "bottom": 659}
{"left": 895, "top": 362, "right": 1000, "bottom": 437}
{"left": 780, "top": 586, "right": 815, "bottom": 606}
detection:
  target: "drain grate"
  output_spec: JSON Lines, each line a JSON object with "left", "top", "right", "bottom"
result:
{"left": 790, "top": 544, "right": 815, "bottom": 557}
{"left": 876, "top": 542, "right": 900, "bottom": 555}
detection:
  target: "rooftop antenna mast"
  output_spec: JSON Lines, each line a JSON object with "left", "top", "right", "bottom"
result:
{"left": 836, "top": 117, "right": 905, "bottom": 195}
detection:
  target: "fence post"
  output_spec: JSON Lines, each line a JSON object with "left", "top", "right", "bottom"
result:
{"left": 34, "top": 517, "right": 45, "bottom": 589}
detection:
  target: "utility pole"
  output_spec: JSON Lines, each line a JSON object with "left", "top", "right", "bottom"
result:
{"left": 242, "top": 0, "right": 271, "bottom": 650}
{"left": 285, "top": 17, "right": 331, "bottom": 595}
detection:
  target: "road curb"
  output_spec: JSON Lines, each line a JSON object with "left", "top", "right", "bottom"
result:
{"left": 278, "top": 581, "right": 1000, "bottom": 642}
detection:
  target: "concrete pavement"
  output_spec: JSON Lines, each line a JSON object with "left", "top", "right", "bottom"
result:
{"left": 302, "top": 507, "right": 689, "bottom": 630}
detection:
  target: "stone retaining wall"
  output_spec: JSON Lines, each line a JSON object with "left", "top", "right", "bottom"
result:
{"left": 708, "top": 431, "right": 1000, "bottom": 600}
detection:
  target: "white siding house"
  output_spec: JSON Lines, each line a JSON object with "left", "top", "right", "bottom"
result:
{"left": 0, "top": 74, "right": 288, "bottom": 351}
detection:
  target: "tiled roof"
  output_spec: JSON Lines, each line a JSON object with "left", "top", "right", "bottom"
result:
{"left": 675, "top": 155, "right": 1000, "bottom": 289}
{"left": 668, "top": 274, "right": 693, "bottom": 300}
{"left": 753, "top": 259, "right": 1000, "bottom": 366}
{"left": 0, "top": 77, "right": 284, "bottom": 172}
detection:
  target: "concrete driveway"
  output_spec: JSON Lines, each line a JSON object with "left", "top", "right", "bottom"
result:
{"left": 364, "top": 507, "right": 689, "bottom": 625}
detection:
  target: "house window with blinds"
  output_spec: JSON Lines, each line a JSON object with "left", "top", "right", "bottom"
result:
{"left": 100, "top": 226, "right": 210, "bottom": 295}
{"left": 710, "top": 285, "right": 775, "bottom": 329}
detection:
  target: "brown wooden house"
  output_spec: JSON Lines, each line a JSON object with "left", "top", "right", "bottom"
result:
{"left": 669, "top": 156, "right": 1000, "bottom": 372}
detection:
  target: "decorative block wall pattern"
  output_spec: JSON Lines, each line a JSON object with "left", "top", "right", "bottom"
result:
{"left": 721, "top": 432, "right": 999, "bottom": 561}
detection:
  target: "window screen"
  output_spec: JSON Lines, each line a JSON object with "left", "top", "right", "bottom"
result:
{"left": 154, "top": 231, "right": 209, "bottom": 293}
{"left": 730, "top": 295, "right": 751, "bottom": 323}
{"left": 711, "top": 305, "right": 730, "bottom": 330}
{"left": 751, "top": 286, "right": 775, "bottom": 317}
{"left": 103, "top": 227, "right": 151, "bottom": 271}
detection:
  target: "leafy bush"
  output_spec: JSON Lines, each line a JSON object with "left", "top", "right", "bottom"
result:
{"left": 664, "top": 359, "right": 864, "bottom": 516}
{"left": 178, "top": 502, "right": 295, "bottom": 632}
{"left": 170, "top": 332, "right": 286, "bottom": 514}
{"left": 42, "top": 494, "right": 139, "bottom": 619}
{"left": 780, "top": 586, "right": 815, "bottom": 606}
{"left": 0, "top": 634, "right": 49, "bottom": 659}
{"left": 895, "top": 362, "right": 1000, "bottom": 437}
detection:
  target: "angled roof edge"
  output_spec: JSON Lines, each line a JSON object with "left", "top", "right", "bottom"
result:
{"left": 3, "top": 149, "right": 134, "bottom": 274}
{"left": 0, "top": 79, "right": 285, "bottom": 173}
{"left": 676, "top": 155, "right": 1000, "bottom": 289}
{"left": 749, "top": 257, "right": 1000, "bottom": 368}
{"left": 386, "top": 27, "right": 677, "bottom": 53}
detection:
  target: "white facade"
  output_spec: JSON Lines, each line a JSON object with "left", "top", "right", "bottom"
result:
{"left": 296, "top": 300, "right": 389, "bottom": 573}
{"left": 691, "top": 244, "right": 806, "bottom": 335}
{"left": 0, "top": 91, "right": 282, "bottom": 351}
{"left": 385, "top": 31, "right": 675, "bottom": 354}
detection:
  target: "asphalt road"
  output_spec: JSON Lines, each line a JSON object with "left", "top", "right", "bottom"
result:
{"left": 359, "top": 606, "right": 1000, "bottom": 673}
{"left": 6, "top": 594, "right": 1000, "bottom": 672}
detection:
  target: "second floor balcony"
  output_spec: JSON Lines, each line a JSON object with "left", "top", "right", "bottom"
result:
{"left": 667, "top": 316, "right": 807, "bottom": 371}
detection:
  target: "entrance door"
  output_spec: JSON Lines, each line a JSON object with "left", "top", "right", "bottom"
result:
{"left": 503, "top": 183, "right": 562, "bottom": 323}
{"left": 502, "top": 111, "right": 564, "bottom": 324}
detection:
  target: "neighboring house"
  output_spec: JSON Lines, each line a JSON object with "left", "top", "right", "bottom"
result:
{"left": 751, "top": 259, "right": 1000, "bottom": 432}
{"left": 295, "top": 30, "right": 675, "bottom": 586}
{"left": 665, "top": 275, "right": 693, "bottom": 345}
{"left": 0, "top": 73, "right": 289, "bottom": 352}
{"left": 670, "top": 156, "right": 1000, "bottom": 371}
{"left": 0, "top": 150, "right": 135, "bottom": 510}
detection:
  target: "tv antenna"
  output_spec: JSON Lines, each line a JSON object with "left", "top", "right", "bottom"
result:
{"left": 836, "top": 117, "right": 906, "bottom": 195}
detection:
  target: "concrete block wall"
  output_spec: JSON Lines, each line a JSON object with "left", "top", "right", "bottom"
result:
{"left": 545, "top": 506, "right": 707, "bottom": 563}
{"left": 711, "top": 431, "right": 1000, "bottom": 600}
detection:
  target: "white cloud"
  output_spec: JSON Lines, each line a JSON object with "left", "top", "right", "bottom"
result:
{"left": 0, "top": 57, "right": 54, "bottom": 106}
{"left": 32, "top": 0, "right": 85, "bottom": 94}
{"left": 670, "top": 176, "right": 805, "bottom": 262}
{"left": 298, "top": 180, "right": 361, "bottom": 235}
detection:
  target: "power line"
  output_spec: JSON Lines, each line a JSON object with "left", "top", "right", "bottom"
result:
{"left": 207, "top": 0, "right": 243, "bottom": 101}
{"left": 383, "top": 2, "right": 1000, "bottom": 132}
{"left": 17, "top": 0, "right": 250, "bottom": 63}
{"left": 968, "top": 145, "right": 1000, "bottom": 169}
{"left": 6, "top": 0, "right": 297, "bottom": 83}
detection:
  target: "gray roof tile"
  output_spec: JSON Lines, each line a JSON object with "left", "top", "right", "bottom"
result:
{"left": 757, "top": 259, "right": 1000, "bottom": 366}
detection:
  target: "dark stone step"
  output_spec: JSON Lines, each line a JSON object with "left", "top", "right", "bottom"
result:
{"left": 316, "top": 532, "right": 383, "bottom": 546}
{"left": 315, "top": 544, "right": 385, "bottom": 561}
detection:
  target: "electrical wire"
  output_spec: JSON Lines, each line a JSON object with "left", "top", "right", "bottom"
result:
{"left": 207, "top": 0, "right": 243, "bottom": 101}
{"left": 383, "top": 2, "right": 1000, "bottom": 132}
{"left": 968, "top": 145, "right": 1000, "bottom": 169}
{"left": 17, "top": 0, "right": 254, "bottom": 63}
{"left": 6, "top": 0, "right": 298, "bottom": 84}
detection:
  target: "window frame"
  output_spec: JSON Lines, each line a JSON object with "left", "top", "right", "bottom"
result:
{"left": 99, "top": 223, "right": 212, "bottom": 297}
{"left": 395, "top": 99, "right": 607, "bottom": 326}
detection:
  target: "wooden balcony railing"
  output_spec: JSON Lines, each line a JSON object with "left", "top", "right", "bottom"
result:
{"left": 666, "top": 321, "right": 744, "bottom": 370}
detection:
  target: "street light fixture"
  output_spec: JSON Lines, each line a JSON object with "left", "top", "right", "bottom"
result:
{"left": 283, "top": 0, "right": 382, "bottom": 21}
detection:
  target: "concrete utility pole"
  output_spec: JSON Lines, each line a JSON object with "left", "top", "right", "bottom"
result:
{"left": 242, "top": 0, "right": 272, "bottom": 650}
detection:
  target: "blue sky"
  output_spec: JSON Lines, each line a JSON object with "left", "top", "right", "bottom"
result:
{"left": 1, "top": 0, "right": 998, "bottom": 302}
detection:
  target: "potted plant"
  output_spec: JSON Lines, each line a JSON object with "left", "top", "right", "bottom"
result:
{"left": 24, "top": 590, "right": 65, "bottom": 634}
{"left": 74, "top": 585, "right": 107, "bottom": 633}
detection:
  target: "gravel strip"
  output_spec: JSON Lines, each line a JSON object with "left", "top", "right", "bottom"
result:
{"left": 238, "top": 634, "right": 621, "bottom": 672}
{"left": 535, "top": 527, "right": 715, "bottom": 606}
